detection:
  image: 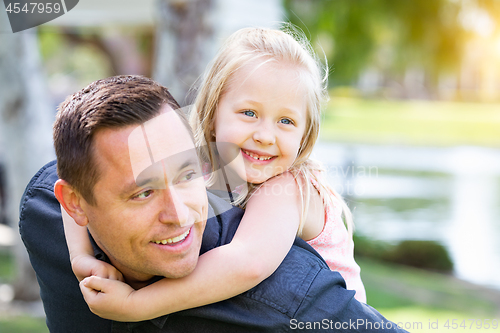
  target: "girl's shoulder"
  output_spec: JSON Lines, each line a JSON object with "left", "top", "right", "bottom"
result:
{"left": 254, "top": 171, "right": 300, "bottom": 193}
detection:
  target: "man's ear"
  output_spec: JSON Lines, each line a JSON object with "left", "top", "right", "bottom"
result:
{"left": 54, "top": 179, "right": 89, "bottom": 227}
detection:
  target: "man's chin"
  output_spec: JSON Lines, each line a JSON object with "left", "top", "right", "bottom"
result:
{"left": 159, "top": 255, "right": 199, "bottom": 279}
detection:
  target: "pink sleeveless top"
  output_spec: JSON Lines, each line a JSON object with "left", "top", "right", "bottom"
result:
{"left": 307, "top": 179, "right": 366, "bottom": 303}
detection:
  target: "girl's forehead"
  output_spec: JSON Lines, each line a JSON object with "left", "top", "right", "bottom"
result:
{"left": 226, "top": 60, "right": 312, "bottom": 95}
{"left": 237, "top": 59, "right": 301, "bottom": 76}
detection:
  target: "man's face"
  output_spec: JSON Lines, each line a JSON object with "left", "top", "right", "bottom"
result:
{"left": 81, "top": 108, "right": 208, "bottom": 285}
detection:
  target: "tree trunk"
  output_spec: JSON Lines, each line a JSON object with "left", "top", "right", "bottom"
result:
{"left": 0, "top": 19, "right": 55, "bottom": 300}
{"left": 153, "top": 0, "right": 216, "bottom": 106}
{"left": 153, "top": 0, "right": 283, "bottom": 106}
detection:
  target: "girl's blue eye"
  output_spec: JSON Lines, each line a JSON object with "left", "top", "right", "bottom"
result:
{"left": 243, "top": 110, "right": 256, "bottom": 117}
{"left": 279, "top": 118, "right": 293, "bottom": 125}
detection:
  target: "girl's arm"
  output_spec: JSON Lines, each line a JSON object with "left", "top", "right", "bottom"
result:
{"left": 80, "top": 172, "right": 302, "bottom": 322}
{"left": 62, "top": 206, "right": 123, "bottom": 282}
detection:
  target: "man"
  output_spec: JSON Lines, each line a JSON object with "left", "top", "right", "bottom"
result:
{"left": 20, "top": 75, "right": 408, "bottom": 332}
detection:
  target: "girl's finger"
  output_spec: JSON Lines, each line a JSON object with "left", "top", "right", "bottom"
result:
{"left": 79, "top": 277, "right": 101, "bottom": 305}
{"left": 108, "top": 269, "right": 124, "bottom": 282}
{"left": 81, "top": 276, "right": 108, "bottom": 292}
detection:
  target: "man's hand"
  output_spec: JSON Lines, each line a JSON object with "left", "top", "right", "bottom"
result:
{"left": 80, "top": 276, "right": 141, "bottom": 322}
{"left": 71, "top": 254, "right": 124, "bottom": 282}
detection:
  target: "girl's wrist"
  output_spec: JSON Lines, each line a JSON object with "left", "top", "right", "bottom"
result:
{"left": 130, "top": 291, "right": 168, "bottom": 321}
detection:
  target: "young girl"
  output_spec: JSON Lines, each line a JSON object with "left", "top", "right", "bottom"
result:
{"left": 67, "top": 26, "right": 366, "bottom": 322}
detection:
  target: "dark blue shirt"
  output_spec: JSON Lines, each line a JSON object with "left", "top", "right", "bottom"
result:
{"left": 20, "top": 161, "right": 408, "bottom": 332}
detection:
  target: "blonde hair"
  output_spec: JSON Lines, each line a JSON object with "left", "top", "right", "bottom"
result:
{"left": 190, "top": 25, "right": 353, "bottom": 236}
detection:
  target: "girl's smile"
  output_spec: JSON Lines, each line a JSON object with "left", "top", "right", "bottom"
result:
{"left": 241, "top": 148, "right": 276, "bottom": 163}
{"left": 214, "top": 61, "right": 309, "bottom": 184}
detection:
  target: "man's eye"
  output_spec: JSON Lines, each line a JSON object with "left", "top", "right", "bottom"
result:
{"left": 279, "top": 118, "right": 294, "bottom": 125}
{"left": 243, "top": 110, "right": 256, "bottom": 117}
{"left": 179, "top": 171, "right": 197, "bottom": 183}
{"left": 135, "top": 190, "right": 153, "bottom": 199}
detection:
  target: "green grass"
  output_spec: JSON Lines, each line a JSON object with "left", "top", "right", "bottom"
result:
{"left": 379, "top": 308, "right": 499, "bottom": 333}
{"left": 0, "top": 251, "right": 15, "bottom": 282}
{"left": 321, "top": 97, "right": 500, "bottom": 147}
{"left": 359, "top": 257, "right": 500, "bottom": 332}
{"left": 0, "top": 317, "right": 49, "bottom": 333}
{"left": 0, "top": 251, "right": 48, "bottom": 333}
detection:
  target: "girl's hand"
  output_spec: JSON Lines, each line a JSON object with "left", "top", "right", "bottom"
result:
{"left": 80, "top": 276, "right": 140, "bottom": 322}
{"left": 71, "top": 254, "right": 124, "bottom": 282}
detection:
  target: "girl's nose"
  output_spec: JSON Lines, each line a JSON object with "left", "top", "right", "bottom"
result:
{"left": 252, "top": 124, "right": 276, "bottom": 145}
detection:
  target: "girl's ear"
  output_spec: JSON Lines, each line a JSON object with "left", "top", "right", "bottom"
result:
{"left": 54, "top": 179, "right": 89, "bottom": 227}
{"left": 209, "top": 119, "right": 216, "bottom": 138}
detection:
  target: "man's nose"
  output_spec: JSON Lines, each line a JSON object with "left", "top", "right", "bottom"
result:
{"left": 158, "top": 185, "right": 190, "bottom": 226}
{"left": 252, "top": 122, "right": 276, "bottom": 145}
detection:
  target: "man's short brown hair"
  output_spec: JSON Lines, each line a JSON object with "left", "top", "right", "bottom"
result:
{"left": 53, "top": 75, "right": 184, "bottom": 205}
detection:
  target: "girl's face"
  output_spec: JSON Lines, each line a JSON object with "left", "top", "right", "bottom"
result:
{"left": 214, "top": 61, "right": 309, "bottom": 184}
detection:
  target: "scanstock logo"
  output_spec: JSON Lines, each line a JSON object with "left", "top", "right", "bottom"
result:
{"left": 3, "top": 0, "right": 79, "bottom": 33}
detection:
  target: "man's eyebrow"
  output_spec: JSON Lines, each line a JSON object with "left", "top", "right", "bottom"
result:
{"left": 120, "top": 177, "right": 161, "bottom": 197}
{"left": 123, "top": 156, "right": 199, "bottom": 194}
{"left": 120, "top": 181, "right": 140, "bottom": 198}
{"left": 176, "top": 156, "right": 199, "bottom": 171}
{"left": 136, "top": 176, "right": 162, "bottom": 188}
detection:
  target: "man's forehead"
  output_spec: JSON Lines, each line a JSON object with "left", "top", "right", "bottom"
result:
{"left": 128, "top": 108, "right": 195, "bottom": 181}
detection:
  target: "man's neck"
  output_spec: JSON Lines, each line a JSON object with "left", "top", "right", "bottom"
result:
{"left": 106, "top": 255, "right": 157, "bottom": 290}
{"left": 125, "top": 275, "right": 156, "bottom": 290}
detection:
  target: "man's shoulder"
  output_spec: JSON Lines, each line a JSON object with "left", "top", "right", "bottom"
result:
{"left": 206, "top": 190, "right": 242, "bottom": 218}
{"left": 201, "top": 192, "right": 244, "bottom": 254}
{"left": 169, "top": 240, "right": 351, "bottom": 332}
{"left": 22, "top": 160, "right": 58, "bottom": 194}
{"left": 221, "top": 242, "right": 402, "bottom": 332}
{"left": 19, "top": 160, "right": 58, "bottom": 222}
{"left": 243, "top": 239, "right": 330, "bottom": 316}
{"left": 19, "top": 159, "right": 60, "bottom": 240}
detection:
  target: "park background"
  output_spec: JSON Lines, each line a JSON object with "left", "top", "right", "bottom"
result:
{"left": 1, "top": 0, "right": 500, "bottom": 332}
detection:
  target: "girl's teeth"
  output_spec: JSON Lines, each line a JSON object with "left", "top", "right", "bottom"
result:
{"left": 245, "top": 151, "right": 272, "bottom": 161}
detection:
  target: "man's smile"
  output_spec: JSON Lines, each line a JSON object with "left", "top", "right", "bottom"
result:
{"left": 151, "top": 227, "right": 191, "bottom": 245}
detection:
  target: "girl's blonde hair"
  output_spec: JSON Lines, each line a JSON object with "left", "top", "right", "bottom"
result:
{"left": 190, "top": 25, "right": 353, "bottom": 236}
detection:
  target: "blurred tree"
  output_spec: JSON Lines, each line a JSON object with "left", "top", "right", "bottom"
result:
{"left": 284, "top": 0, "right": 468, "bottom": 91}
{"left": 0, "top": 164, "right": 6, "bottom": 226}
{"left": 0, "top": 18, "right": 54, "bottom": 300}
{"left": 154, "top": 0, "right": 215, "bottom": 106}
{"left": 36, "top": 26, "right": 153, "bottom": 101}
{"left": 476, "top": 0, "right": 500, "bottom": 27}
{"left": 59, "top": 29, "right": 150, "bottom": 77}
